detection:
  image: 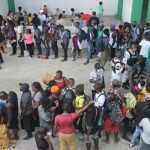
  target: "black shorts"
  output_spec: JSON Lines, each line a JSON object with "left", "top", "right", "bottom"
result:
{"left": 10, "top": 119, "right": 19, "bottom": 129}
{"left": 124, "top": 117, "right": 134, "bottom": 130}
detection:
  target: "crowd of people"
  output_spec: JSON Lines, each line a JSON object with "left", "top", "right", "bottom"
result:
{"left": 0, "top": 1, "right": 150, "bottom": 150}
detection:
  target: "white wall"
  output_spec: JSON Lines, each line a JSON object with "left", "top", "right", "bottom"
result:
{"left": 14, "top": 0, "right": 118, "bottom": 16}
{"left": 122, "top": 0, "right": 133, "bottom": 22}
{"left": 0, "top": 0, "right": 8, "bottom": 16}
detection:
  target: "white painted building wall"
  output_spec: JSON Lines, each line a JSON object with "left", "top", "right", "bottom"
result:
{"left": 0, "top": 0, "right": 8, "bottom": 16}
{"left": 122, "top": 0, "right": 133, "bottom": 22}
{"left": 14, "top": 0, "right": 118, "bottom": 16}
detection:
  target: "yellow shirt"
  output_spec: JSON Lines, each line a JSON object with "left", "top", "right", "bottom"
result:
{"left": 124, "top": 93, "right": 137, "bottom": 119}
{"left": 138, "top": 87, "right": 149, "bottom": 102}
{"left": 75, "top": 95, "right": 85, "bottom": 110}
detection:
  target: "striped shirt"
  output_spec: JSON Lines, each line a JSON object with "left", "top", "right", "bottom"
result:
{"left": 124, "top": 93, "right": 137, "bottom": 119}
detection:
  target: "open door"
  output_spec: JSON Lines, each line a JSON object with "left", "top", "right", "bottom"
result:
{"left": 141, "top": 0, "right": 149, "bottom": 23}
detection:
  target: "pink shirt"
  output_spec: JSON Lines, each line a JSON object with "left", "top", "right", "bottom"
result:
{"left": 55, "top": 112, "right": 78, "bottom": 134}
{"left": 25, "top": 33, "right": 33, "bottom": 44}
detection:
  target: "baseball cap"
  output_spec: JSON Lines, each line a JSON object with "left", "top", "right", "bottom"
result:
{"left": 112, "top": 79, "right": 121, "bottom": 87}
{"left": 92, "top": 11, "right": 96, "bottom": 15}
{"left": 98, "top": 24, "right": 104, "bottom": 28}
{"left": 130, "top": 43, "right": 137, "bottom": 49}
{"left": 110, "top": 24, "right": 116, "bottom": 29}
{"left": 115, "top": 51, "right": 123, "bottom": 58}
{"left": 50, "top": 86, "right": 59, "bottom": 93}
{"left": 19, "top": 83, "right": 29, "bottom": 91}
{"left": 145, "top": 93, "right": 150, "bottom": 101}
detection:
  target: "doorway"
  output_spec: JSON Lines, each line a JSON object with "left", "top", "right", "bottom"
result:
{"left": 141, "top": 0, "right": 149, "bottom": 23}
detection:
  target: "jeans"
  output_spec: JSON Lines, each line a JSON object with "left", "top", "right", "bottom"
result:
{"left": 52, "top": 40, "right": 58, "bottom": 57}
{"left": 87, "top": 41, "right": 93, "bottom": 60}
{"left": 26, "top": 43, "right": 33, "bottom": 57}
{"left": 131, "top": 126, "right": 142, "bottom": 146}
{"left": 61, "top": 43, "right": 68, "bottom": 60}
{"left": 23, "top": 114, "right": 32, "bottom": 137}
{"left": 59, "top": 133, "right": 75, "bottom": 150}
{"left": 11, "top": 42, "right": 17, "bottom": 54}
{"left": 36, "top": 42, "right": 42, "bottom": 55}
{"left": 44, "top": 40, "right": 50, "bottom": 58}
{"left": 18, "top": 40, "right": 25, "bottom": 56}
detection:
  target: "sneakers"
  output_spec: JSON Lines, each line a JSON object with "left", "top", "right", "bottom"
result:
{"left": 122, "top": 136, "right": 131, "bottom": 142}
{"left": 42, "top": 57, "right": 48, "bottom": 60}
{"left": 61, "top": 59, "right": 67, "bottom": 62}
{"left": 129, "top": 143, "right": 134, "bottom": 147}
{"left": 18, "top": 55, "right": 24, "bottom": 57}
{"left": 37, "top": 55, "right": 42, "bottom": 58}
{"left": 9, "top": 53, "right": 16, "bottom": 56}
{"left": 23, "top": 136, "right": 32, "bottom": 141}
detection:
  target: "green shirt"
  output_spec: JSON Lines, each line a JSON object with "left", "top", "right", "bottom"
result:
{"left": 147, "top": 48, "right": 150, "bottom": 62}
{"left": 98, "top": 5, "right": 103, "bottom": 14}
{"left": 98, "top": 31, "right": 103, "bottom": 39}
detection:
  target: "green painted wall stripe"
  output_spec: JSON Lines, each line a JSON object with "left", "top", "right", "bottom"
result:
{"left": 131, "top": 0, "right": 143, "bottom": 23}
{"left": 117, "top": 0, "right": 123, "bottom": 20}
{"left": 147, "top": 0, "right": 150, "bottom": 22}
{"left": 7, "top": 0, "right": 15, "bottom": 12}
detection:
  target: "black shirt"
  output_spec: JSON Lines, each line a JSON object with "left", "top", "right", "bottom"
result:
{"left": 89, "top": 16, "right": 99, "bottom": 26}
{"left": 35, "top": 132, "right": 49, "bottom": 150}
{"left": 85, "top": 106, "right": 99, "bottom": 134}
{"left": 135, "top": 102, "right": 150, "bottom": 125}
{"left": 6, "top": 91, "right": 18, "bottom": 120}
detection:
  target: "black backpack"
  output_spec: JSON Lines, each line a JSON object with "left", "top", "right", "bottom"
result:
{"left": 66, "top": 29, "right": 71, "bottom": 39}
{"left": 91, "top": 27, "right": 98, "bottom": 39}
{"left": 63, "top": 89, "right": 76, "bottom": 104}
{"left": 80, "top": 29, "right": 87, "bottom": 41}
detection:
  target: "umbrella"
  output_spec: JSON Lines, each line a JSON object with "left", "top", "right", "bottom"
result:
{"left": 81, "top": 14, "right": 91, "bottom": 21}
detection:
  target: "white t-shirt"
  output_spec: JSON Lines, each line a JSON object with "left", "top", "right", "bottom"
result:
{"left": 94, "top": 91, "right": 105, "bottom": 108}
{"left": 16, "top": 25, "right": 24, "bottom": 41}
{"left": 139, "top": 39, "right": 150, "bottom": 58}
{"left": 33, "top": 91, "right": 42, "bottom": 102}
{"left": 90, "top": 70, "right": 104, "bottom": 90}
{"left": 139, "top": 118, "right": 150, "bottom": 144}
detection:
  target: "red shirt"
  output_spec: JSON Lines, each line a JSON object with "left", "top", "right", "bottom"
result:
{"left": 55, "top": 112, "right": 78, "bottom": 134}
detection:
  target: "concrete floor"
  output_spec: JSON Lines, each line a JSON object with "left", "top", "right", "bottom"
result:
{"left": 0, "top": 45, "right": 138, "bottom": 150}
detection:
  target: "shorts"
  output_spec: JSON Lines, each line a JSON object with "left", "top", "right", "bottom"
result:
{"left": 84, "top": 131, "right": 99, "bottom": 143}
{"left": 104, "top": 118, "right": 119, "bottom": 132}
{"left": 98, "top": 108, "right": 105, "bottom": 126}
{"left": 101, "top": 50, "right": 109, "bottom": 62}
{"left": 124, "top": 117, "right": 134, "bottom": 130}
{"left": 10, "top": 119, "right": 19, "bottom": 129}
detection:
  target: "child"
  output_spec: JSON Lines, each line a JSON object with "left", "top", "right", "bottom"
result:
{"left": 74, "top": 84, "right": 85, "bottom": 141}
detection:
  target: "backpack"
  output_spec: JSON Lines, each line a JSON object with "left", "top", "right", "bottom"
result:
{"left": 91, "top": 27, "right": 98, "bottom": 39}
{"left": 63, "top": 89, "right": 76, "bottom": 104}
{"left": 96, "top": 36, "right": 105, "bottom": 52}
{"left": 108, "top": 100, "right": 124, "bottom": 124}
{"left": 80, "top": 29, "right": 87, "bottom": 41}
{"left": 66, "top": 29, "right": 71, "bottom": 39}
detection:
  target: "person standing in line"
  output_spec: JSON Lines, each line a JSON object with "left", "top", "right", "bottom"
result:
{"left": 84, "top": 21, "right": 94, "bottom": 65}
{"left": 98, "top": 1, "right": 104, "bottom": 21}
{"left": 43, "top": 5, "right": 48, "bottom": 18}
{"left": 60, "top": 25, "right": 70, "bottom": 62}
{"left": 42, "top": 21, "right": 50, "bottom": 59}
{"left": 6, "top": 26, "right": 17, "bottom": 56}
{"left": 16, "top": 21, "right": 25, "bottom": 57}
{"left": 33, "top": 24, "right": 42, "bottom": 58}
{"left": 0, "top": 91, "right": 19, "bottom": 140}
{"left": 24, "top": 29, "right": 34, "bottom": 58}
{"left": 19, "top": 83, "right": 33, "bottom": 140}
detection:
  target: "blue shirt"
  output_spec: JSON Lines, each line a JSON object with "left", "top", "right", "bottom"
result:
{"left": 34, "top": 28, "right": 42, "bottom": 43}
{"left": 76, "top": 20, "right": 83, "bottom": 28}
